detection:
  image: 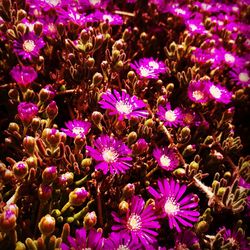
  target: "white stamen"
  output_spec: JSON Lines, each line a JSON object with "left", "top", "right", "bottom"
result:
{"left": 165, "top": 110, "right": 177, "bottom": 122}
{"left": 164, "top": 197, "right": 180, "bottom": 216}
{"left": 102, "top": 147, "right": 118, "bottom": 163}
{"left": 23, "top": 40, "right": 35, "bottom": 52}
{"left": 127, "top": 213, "right": 142, "bottom": 231}
{"left": 116, "top": 101, "right": 133, "bottom": 115}
{"left": 209, "top": 85, "right": 222, "bottom": 99}
{"left": 160, "top": 155, "right": 171, "bottom": 167}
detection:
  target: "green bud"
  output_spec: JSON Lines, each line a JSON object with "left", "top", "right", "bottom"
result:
{"left": 127, "top": 131, "right": 137, "bottom": 146}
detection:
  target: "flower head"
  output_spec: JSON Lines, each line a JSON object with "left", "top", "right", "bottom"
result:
{"left": 157, "top": 103, "right": 183, "bottom": 127}
{"left": 230, "top": 68, "right": 250, "bottom": 87}
{"left": 130, "top": 58, "right": 166, "bottom": 79}
{"left": 111, "top": 196, "right": 160, "bottom": 247}
{"left": 86, "top": 134, "right": 132, "bottom": 175}
{"left": 18, "top": 102, "right": 38, "bottom": 124}
{"left": 153, "top": 147, "right": 179, "bottom": 171}
{"left": 13, "top": 32, "right": 45, "bottom": 60}
{"left": 148, "top": 178, "right": 200, "bottom": 232}
{"left": 99, "top": 89, "right": 148, "bottom": 120}
{"left": 61, "top": 120, "right": 91, "bottom": 138}
{"left": 103, "top": 232, "right": 143, "bottom": 250}
{"left": 10, "top": 65, "right": 37, "bottom": 88}
{"left": 187, "top": 80, "right": 210, "bottom": 103}
{"left": 174, "top": 230, "right": 200, "bottom": 249}
{"left": 87, "top": 11, "right": 123, "bottom": 25}
{"left": 207, "top": 82, "right": 232, "bottom": 104}
{"left": 61, "top": 227, "right": 103, "bottom": 250}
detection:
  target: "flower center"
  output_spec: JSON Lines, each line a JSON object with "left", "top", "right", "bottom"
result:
{"left": 102, "top": 147, "right": 118, "bottom": 163}
{"left": 164, "top": 197, "right": 180, "bottom": 216}
{"left": 103, "top": 15, "right": 114, "bottom": 22}
{"left": 209, "top": 85, "right": 221, "bottom": 99}
{"left": 184, "top": 113, "right": 194, "bottom": 124}
{"left": 148, "top": 61, "right": 159, "bottom": 69}
{"left": 45, "top": 0, "right": 61, "bottom": 6}
{"left": 116, "top": 101, "right": 133, "bottom": 115}
{"left": 165, "top": 110, "right": 177, "bottom": 122}
{"left": 192, "top": 90, "right": 204, "bottom": 101}
{"left": 175, "top": 8, "right": 185, "bottom": 15}
{"left": 127, "top": 213, "right": 142, "bottom": 231}
{"left": 239, "top": 72, "right": 249, "bottom": 82}
{"left": 23, "top": 40, "right": 35, "bottom": 52}
{"left": 139, "top": 66, "right": 152, "bottom": 77}
{"left": 117, "top": 245, "right": 130, "bottom": 250}
{"left": 72, "top": 126, "right": 85, "bottom": 135}
{"left": 224, "top": 53, "right": 235, "bottom": 63}
{"left": 160, "top": 155, "right": 171, "bottom": 167}
{"left": 189, "top": 24, "right": 197, "bottom": 31}
{"left": 48, "top": 23, "right": 56, "bottom": 33}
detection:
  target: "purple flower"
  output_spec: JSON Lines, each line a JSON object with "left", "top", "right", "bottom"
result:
{"left": 148, "top": 178, "right": 200, "bottom": 232}
{"left": 10, "top": 65, "right": 37, "bottom": 88}
{"left": 13, "top": 32, "right": 45, "bottom": 60}
{"left": 61, "top": 120, "right": 91, "bottom": 138}
{"left": 58, "top": 8, "right": 86, "bottom": 26}
{"left": 61, "top": 227, "right": 103, "bottom": 250}
{"left": 99, "top": 89, "right": 149, "bottom": 120}
{"left": 153, "top": 147, "right": 179, "bottom": 171}
{"left": 87, "top": 11, "right": 123, "bottom": 25}
{"left": 182, "top": 109, "right": 201, "bottom": 127}
{"left": 185, "top": 19, "right": 208, "bottom": 35}
{"left": 230, "top": 68, "right": 250, "bottom": 87}
{"left": 103, "top": 232, "right": 143, "bottom": 250}
{"left": 157, "top": 103, "right": 183, "bottom": 127}
{"left": 111, "top": 196, "right": 160, "bottom": 247}
{"left": 130, "top": 58, "right": 166, "bottom": 79}
{"left": 187, "top": 80, "right": 210, "bottom": 103}
{"left": 174, "top": 230, "right": 200, "bottom": 249}
{"left": 86, "top": 134, "right": 132, "bottom": 175}
{"left": 207, "top": 82, "right": 232, "bottom": 104}
{"left": 18, "top": 102, "right": 38, "bottom": 124}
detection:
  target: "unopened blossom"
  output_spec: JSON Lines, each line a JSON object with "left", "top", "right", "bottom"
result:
{"left": 207, "top": 82, "right": 232, "bottom": 104}
{"left": 187, "top": 80, "right": 210, "bottom": 103}
{"left": 148, "top": 178, "right": 200, "bottom": 232}
{"left": 18, "top": 102, "right": 38, "bottom": 124}
{"left": 10, "top": 65, "right": 37, "bottom": 88}
{"left": 153, "top": 147, "right": 179, "bottom": 171}
{"left": 13, "top": 32, "right": 45, "bottom": 60}
{"left": 99, "top": 89, "right": 148, "bottom": 120}
{"left": 157, "top": 103, "right": 183, "bottom": 127}
{"left": 61, "top": 227, "right": 103, "bottom": 250}
{"left": 61, "top": 120, "right": 91, "bottom": 138}
{"left": 111, "top": 196, "right": 160, "bottom": 247}
{"left": 86, "top": 134, "right": 132, "bottom": 175}
{"left": 130, "top": 58, "right": 166, "bottom": 79}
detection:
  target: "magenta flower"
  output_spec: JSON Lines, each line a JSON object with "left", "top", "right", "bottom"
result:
{"left": 99, "top": 89, "right": 149, "bottom": 120}
{"left": 174, "top": 230, "right": 200, "bottom": 249}
{"left": 10, "top": 65, "right": 37, "bottom": 88}
{"left": 18, "top": 102, "right": 38, "bottom": 124}
{"left": 61, "top": 120, "right": 91, "bottom": 138}
{"left": 153, "top": 147, "right": 179, "bottom": 171}
{"left": 58, "top": 8, "right": 86, "bottom": 26}
{"left": 103, "top": 232, "right": 143, "bottom": 250}
{"left": 182, "top": 109, "right": 201, "bottom": 127}
{"left": 157, "top": 103, "right": 183, "bottom": 127}
{"left": 111, "top": 196, "right": 160, "bottom": 247}
{"left": 13, "top": 32, "right": 45, "bottom": 60}
{"left": 86, "top": 134, "right": 132, "bottom": 175}
{"left": 61, "top": 227, "right": 103, "bottom": 250}
{"left": 207, "top": 82, "right": 232, "bottom": 104}
{"left": 185, "top": 19, "right": 208, "bottom": 35}
{"left": 230, "top": 68, "right": 250, "bottom": 87}
{"left": 87, "top": 11, "right": 123, "bottom": 25}
{"left": 148, "top": 178, "right": 200, "bottom": 232}
{"left": 130, "top": 58, "right": 166, "bottom": 79}
{"left": 187, "top": 80, "right": 210, "bottom": 103}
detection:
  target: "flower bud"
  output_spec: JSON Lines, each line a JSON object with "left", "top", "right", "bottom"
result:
{"left": 196, "top": 221, "right": 209, "bottom": 233}
{"left": 31, "top": 117, "right": 41, "bottom": 132}
{"left": 173, "top": 168, "right": 186, "bottom": 178}
{"left": 180, "top": 126, "right": 191, "bottom": 140}
{"left": 0, "top": 207, "right": 18, "bottom": 232}
{"left": 80, "top": 29, "right": 90, "bottom": 43}
{"left": 74, "top": 136, "right": 86, "bottom": 151}
{"left": 81, "top": 158, "right": 92, "bottom": 168}
{"left": 34, "top": 22, "right": 43, "bottom": 36}
{"left": 46, "top": 101, "right": 58, "bottom": 120}
{"left": 86, "top": 57, "right": 95, "bottom": 68}
{"left": 38, "top": 184, "right": 52, "bottom": 201}
{"left": 38, "top": 85, "right": 55, "bottom": 103}
{"left": 58, "top": 172, "right": 74, "bottom": 188}
{"left": 127, "top": 131, "right": 137, "bottom": 146}
{"left": 26, "top": 156, "right": 38, "bottom": 169}
{"left": 166, "top": 83, "right": 175, "bottom": 92}
{"left": 122, "top": 183, "right": 135, "bottom": 198}
{"left": 18, "top": 102, "right": 38, "bottom": 126}
{"left": 189, "top": 161, "right": 199, "bottom": 172}
{"left": 17, "top": 9, "right": 27, "bottom": 21}
{"left": 92, "top": 72, "right": 103, "bottom": 85}
{"left": 8, "top": 122, "right": 20, "bottom": 133}
{"left": 13, "top": 161, "right": 29, "bottom": 179}
{"left": 204, "top": 135, "right": 214, "bottom": 146}
{"left": 127, "top": 71, "right": 136, "bottom": 81}
{"left": 119, "top": 201, "right": 129, "bottom": 214}
{"left": 114, "top": 60, "right": 124, "bottom": 71}
{"left": 144, "top": 119, "right": 154, "bottom": 127}
{"left": 23, "top": 136, "right": 36, "bottom": 155}
{"left": 8, "top": 88, "right": 19, "bottom": 100}
{"left": 133, "top": 138, "right": 149, "bottom": 154}
{"left": 69, "top": 187, "right": 89, "bottom": 206}
{"left": 16, "top": 23, "right": 26, "bottom": 35}
{"left": 182, "top": 144, "right": 196, "bottom": 157}
{"left": 38, "top": 214, "right": 55, "bottom": 236}
{"left": 42, "top": 128, "right": 61, "bottom": 147}
{"left": 84, "top": 211, "right": 97, "bottom": 229}
{"left": 42, "top": 166, "right": 57, "bottom": 184}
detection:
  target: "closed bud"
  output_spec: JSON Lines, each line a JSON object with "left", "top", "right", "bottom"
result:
{"left": 127, "top": 131, "right": 137, "bottom": 146}
{"left": 42, "top": 166, "right": 57, "bottom": 184}
{"left": 7, "top": 29, "right": 16, "bottom": 39}
{"left": 127, "top": 71, "right": 136, "bottom": 81}
{"left": 17, "top": 9, "right": 27, "bottom": 21}
{"left": 140, "top": 32, "right": 148, "bottom": 41}
{"left": 122, "top": 183, "right": 135, "bottom": 198}
{"left": 122, "top": 28, "right": 131, "bottom": 41}
{"left": 114, "top": 60, "right": 123, "bottom": 71}
{"left": 74, "top": 135, "right": 86, "bottom": 151}
{"left": 80, "top": 29, "right": 90, "bottom": 43}
{"left": 133, "top": 138, "right": 149, "bottom": 154}
{"left": 196, "top": 221, "right": 209, "bottom": 233}
{"left": 144, "top": 119, "right": 154, "bottom": 127}
{"left": 16, "top": 23, "right": 27, "bottom": 35}
{"left": 182, "top": 144, "right": 196, "bottom": 157}
{"left": 69, "top": 187, "right": 89, "bottom": 206}
{"left": 119, "top": 201, "right": 129, "bottom": 214}
{"left": 26, "top": 156, "right": 37, "bottom": 169}
{"left": 204, "top": 135, "right": 214, "bottom": 145}
{"left": 95, "top": 34, "right": 103, "bottom": 48}
{"left": 84, "top": 211, "right": 97, "bottom": 229}
{"left": 86, "top": 57, "right": 95, "bottom": 68}
{"left": 58, "top": 172, "right": 74, "bottom": 188}
{"left": 23, "top": 136, "right": 36, "bottom": 155}
{"left": 8, "top": 88, "right": 19, "bottom": 100}
{"left": 34, "top": 22, "right": 43, "bottom": 36}
{"left": 92, "top": 72, "right": 103, "bottom": 85}
{"left": 173, "top": 168, "right": 186, "bottom": 178}
{"left": 46, "top": 101, "right": 58, "bottom": 120}
{"left": 0, "top": 206, "right": 18, "bottom": 232}
{"left": 91, "top": 111, "right": 103, "bottom": 124}
{"left": 38, "top": 214, "right": 55, "bottom": 236}
{"left": 8, "top": 122, "right": 20, "bottom": 133}
{"left": 42, "top": 128, "right": 61, "bottom": 147}
{"left": 81, "top": 158, "right": 92, "bottom": 168}
{"left": 180, "top": 126, "right": 191, "bottom": 139}
{"left": 31, "top": 117, "right": 41, "bottom": 132}
{"left": 13, "top": 161, "right": 29, "bottom": 179}
{"left": 38, "top": 184, "right": 52, "bottom": 201}
{"left": 39, "top": 86, "right": 55, "bottom": 102}
{"left": 189, "top": 161, "right": 199, "bottom": 172}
